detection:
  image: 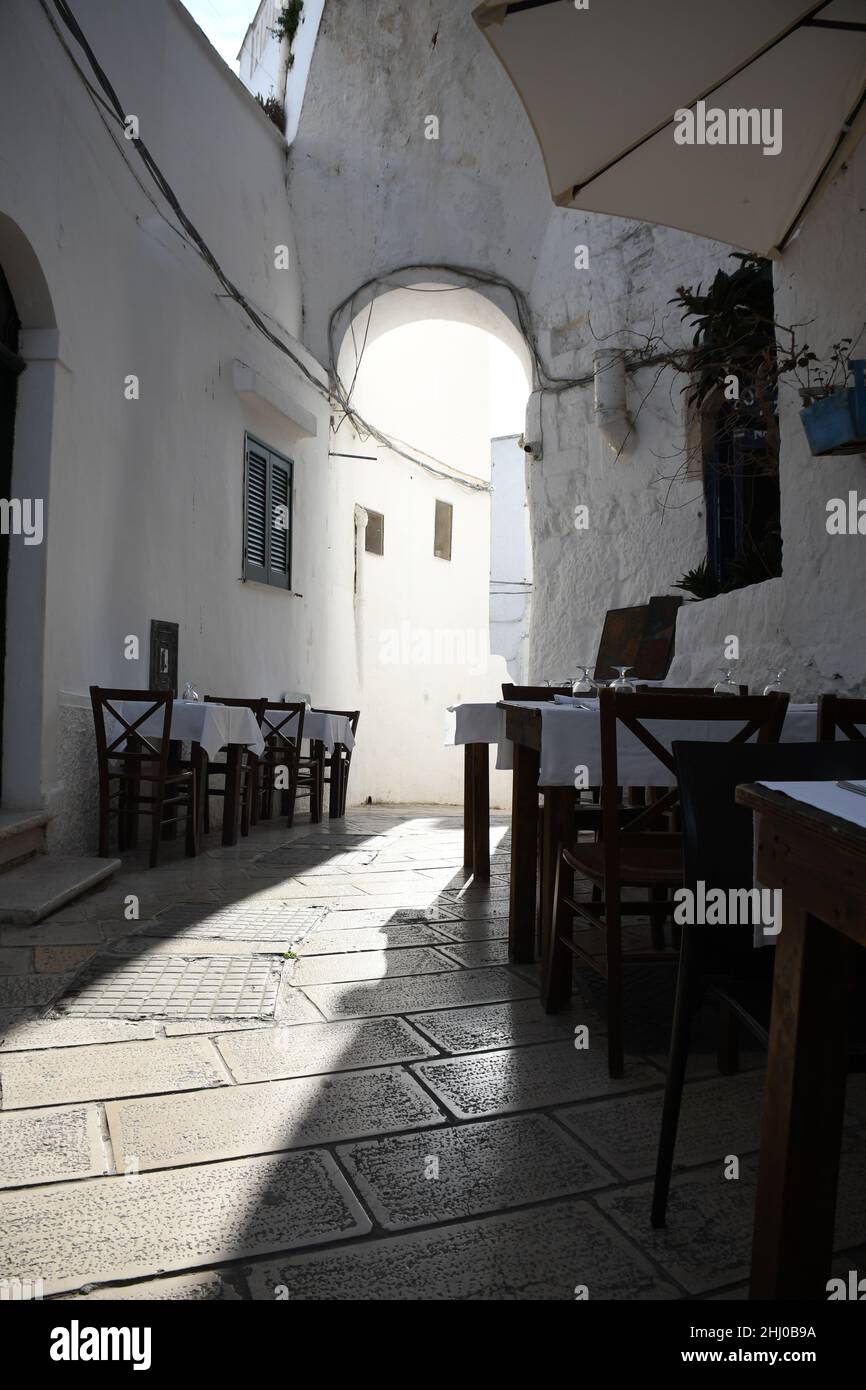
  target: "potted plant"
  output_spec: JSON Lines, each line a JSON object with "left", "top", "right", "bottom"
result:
{"left": 799, "top": 342, "right": 866, "bottom": 456}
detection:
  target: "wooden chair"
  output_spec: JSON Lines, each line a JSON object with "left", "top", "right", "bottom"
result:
{"left": 817, "top": 693, "right": 866, "bottom": 741}
{"left": 90, "top": 687, "right": 197, "bottom": 869}
{"left": 635, "top": 685, "right": 749, "bottom": 696}
{"left": 255, "top": 702, "right": 306, "bottom": 827}
{"left": 544, "top": 689, "right": 789, "bottom": 1077}
{"left": 201, "top": 697, "right": 267, "bottom": 836}
{"left": 315, "top": 709, "right": 361, "bottom": 818}
{"left": 651, "top": 737, "right": 866, "bottom": 1228}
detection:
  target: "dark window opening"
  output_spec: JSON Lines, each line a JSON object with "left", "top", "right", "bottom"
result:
{"left": 434, "top": 499, "right": 453, "bottom": 561}
{"left": 365, "top": 509, "right": 384, "bottom": 556}
{"left": 243, "top": 434, "right": 293, "bottom": 589}
{"left": 704, "top": 404, "right": 781, "bottom": 590}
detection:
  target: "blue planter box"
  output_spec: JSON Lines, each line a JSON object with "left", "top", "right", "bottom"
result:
{"left": 800, "top": 359, "right": 866, "bottom": 456}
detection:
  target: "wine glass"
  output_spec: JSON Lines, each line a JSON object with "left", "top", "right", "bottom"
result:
{"left": 572, "top": 665, "right": 595, "bottom": 696}
{"left": 763, "top": 669, "right": 787, "bottom": 696}
{"left": 611, "top": 665, "right": 636, "bottom": 693}
{"left": 182, "top": 682, "right": 200, "bottom": 703}
{"left": 713, "top": 667, "right": 739, "bottom": 696}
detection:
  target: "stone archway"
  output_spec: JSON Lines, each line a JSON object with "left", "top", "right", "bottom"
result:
{"left": 0, "top": 213, "right": 58, "bottom": 812}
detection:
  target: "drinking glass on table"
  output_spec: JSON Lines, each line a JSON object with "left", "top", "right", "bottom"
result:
{"left": 713, "top": 668, "right": 739, "bottom": 696}
{"left": 611, "top": 665, "right": 636, "bottom": 693}
{"left": 763, "top": 669, "right": 787, "bottom": 696}
{"left": 572, "top": 665, "right": 595, "bottom": 696}
{"left": 182, "top": 682, "right": 200, "bottom": 703}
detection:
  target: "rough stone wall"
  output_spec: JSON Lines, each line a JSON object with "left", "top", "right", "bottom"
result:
{"left": 289, "top": 0, "right": 733, "bottom": 681}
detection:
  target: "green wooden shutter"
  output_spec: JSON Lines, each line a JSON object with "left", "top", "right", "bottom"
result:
{"left": 243, "top": 440, "right": 269, "bottom": 584}
{"left": 243, "top": 435, "right": 293, "bottom": 589}
{"left": 268, "top": 456, "right": 292, "bottom": 589}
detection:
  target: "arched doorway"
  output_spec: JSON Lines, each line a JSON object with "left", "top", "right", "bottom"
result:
{"left": 0, "top": 265, "right": 24, "bottom": 800}
{"left": 0, "top": 213, "right": 58, "bottom": 813}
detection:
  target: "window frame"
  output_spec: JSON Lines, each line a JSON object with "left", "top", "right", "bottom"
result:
{"left": 242, "top": 432, "right": 293, "bottom": 591}
{"left": 364, "top": 508, "right": 385, "bottom": 557}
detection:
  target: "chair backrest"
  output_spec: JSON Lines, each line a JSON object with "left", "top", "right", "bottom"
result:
{"left": 672, "top": 738, "right": 866, "bottom": 960}
{"left": 501, "top": 684, "right": 564, "bottom": 701}
{"left": 635, "top": 685, "right": 749, "bottom": 696}
{"left": 204, "top": 696, "right": 267, "bottom": 727}
{"left": 89, "top": 687, "right": 174, "bottom": 777}
{"left": 314, "top": 708, "right": 361, "bottom": 737}
{"left": 261, "top": 700, "right": 306, "bottom": 750}
{"left": 597, "top": 689, "right": 789, "bottom": 843}
{"left": 817, "top": 694, "right": 866, "bottom": 742}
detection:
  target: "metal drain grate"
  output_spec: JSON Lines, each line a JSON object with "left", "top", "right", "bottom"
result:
{"left": 145, "top": 905, "right": 326, "bottom": 941}
{"left": 57, "top": 955, "right": 283, "bottom": 1020}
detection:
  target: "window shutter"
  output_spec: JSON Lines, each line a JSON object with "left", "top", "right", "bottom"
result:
{"left": 268, "top": 457, "right": 292, "bottom": 589}
{"left": 244, "top": 442, "right": 268, "bottom": 584}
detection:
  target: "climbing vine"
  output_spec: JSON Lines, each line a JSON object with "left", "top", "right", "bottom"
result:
{"left": 271, "top": 0, "right": 305, "bottom": 68}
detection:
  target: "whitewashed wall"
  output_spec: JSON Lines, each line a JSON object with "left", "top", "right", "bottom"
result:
{"left": 288, "top": 0, "right": 731, "bottom": 689}
{"left": 668, "top": 138, "right": 866, "bottom": 698}
{"left": 490, "top": 435, "right": 532, "bottom": 684}
{"left": 0, "top": 0, "right": 332, "bottom": 849}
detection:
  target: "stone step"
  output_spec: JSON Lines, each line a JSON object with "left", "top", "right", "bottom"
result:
{"left": 0, "top": 810, "right": 51, "bottom": 871}
{"left": 0, "top": 855, "right": 120, "bottom": 925}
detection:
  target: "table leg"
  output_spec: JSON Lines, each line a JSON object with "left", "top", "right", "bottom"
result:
{"left": 463, "top": 745, "right": 474, "bottom": 871}
{"left": 541, "top": 786, "right": 575, "bottom": 965}
{"left": 509, "top": 740, "right": 540, "bottom": 964}
{"left": 192, "top": 744, "right": 208, "bottom": 848}
{"left": 329, "top": 744, "right": 345, "bottom": 819}
{"left": 749, "top": 907, "right": 855, "bottom": 1299}
{"left": 221, "top": 745, "right": 244, "bottom": 847}
{"left": 471, "top": 743, "right": 490, "bottom": 881}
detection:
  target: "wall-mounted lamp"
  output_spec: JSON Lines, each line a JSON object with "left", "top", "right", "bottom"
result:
{"left": 593, "top": 348, "right": 633, "bottom": 458}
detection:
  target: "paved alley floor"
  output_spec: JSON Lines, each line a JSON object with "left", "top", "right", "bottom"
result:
{"left": 1, "top": 805, "right": 865, "bottom": 1301}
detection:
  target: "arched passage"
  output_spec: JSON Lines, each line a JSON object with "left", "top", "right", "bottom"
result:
{"left": 0, "top": 213, "right": 58, "bottom": 811}
{"left": 329, "top": 282, "right": 533, "bottom": 809}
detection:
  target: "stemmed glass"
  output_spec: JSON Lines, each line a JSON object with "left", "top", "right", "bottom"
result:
{"left": 572, "top": 665, "right": 595, "bottom": 696}
{"left": 713, "top": 668, "right": 739, "bottom": 696}
{"left": 763, "top": 669, "right": 787, "bottom": 696}
{"left": 182, "top": 682, "right": 200, "bottom": 703}
{"left": 611, "top": 665, "right": 636, "bottom": 693}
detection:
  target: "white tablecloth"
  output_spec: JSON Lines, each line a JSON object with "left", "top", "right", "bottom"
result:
{"left": 447, "top": 700, "right": 820, "bottom": 787}
{"left": 264, "top": 708, "right": 356, "bottom": 754}
{"left": 115, "top": 701, "right": 265, "bottom": 762}
{"left": 758, "top": 779, "right": 866, "bottom": 831}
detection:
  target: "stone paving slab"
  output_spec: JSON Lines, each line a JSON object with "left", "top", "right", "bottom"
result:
{"left": 302, "top": 924, "right": 452, "bottom": 954}
{"left": 246, "top": 1197, "right": 678, "bottom": 1300}
{"left": 408, "top": 998, "right": 582, "bottom": 1055}
{"left": 437, "top": 940, "right": 510, "bottom": 968}
{"left": 106, "top": 1066, "right": 445, "bottom": 1171}
{"left": 337, "top": 1113, "right": 613, "bottom": 1230}
{"left": 303, "top": 967, "right": 536, "bottom": 1020}
{"left": 0, "top": 1017, "right": 157, "bottom": 1052}
{"left": 258, "top": 849, "right": 377, "bottom": 870}
{"left": 256, "top": 877, "right": 367, "bottom": 898}
{"left": 0, "top": 1104, "right": 106, "bottom": 1188}
{"left": 56, "top": 956, "right": 284, "bottom": 1020}
{"left": 556, "top": 1071, "right": 766, "bottom": 1180}
{"left": 0, "top": 923, "right": 108, "bottom": 946}
{"left": 0, "top": 974, "right": 74, "bottom": 1008}
{"left": 291, "top": 947, "right": 459, "bottom": 987}
{"left": 163, "top": 1020, "right": 275, "bottom": 1036}
{"left": 442, "top": 897, "right": 511, "bottom": 920}
{"left": 0, "top": 1150, "right": 370, "bottom": 1295}
{"left": 0, "top": 948, "right": 30, "bottom": 975}
{"left": 108, "top": 937, "right": 290, "bottom": 958}
{"left": 0, "top": 1036, "right": 226, "bottom": 1108}
{"left": 431, "top": 918, "right": 509, "bottom": 943}
{"left": 35, "top": 945, "right": 97, "bottom": 974}
{"left": 413, "top": 1040, "right": 661, "bottom": 1119}
{"left": 148, "top": 904, "right": 326, "bottom": 941}
{"left": 216, "top": 1017, "right": 438, "bottom": 1082}
{"left": 61, "top": 1270, "right": 241, "bottom": 1300}
{"left": 318, "top": 906, "right": 461, "bottom": 930}
{"left": 598, "top": 1161, "right": 757, "bottom": 1295}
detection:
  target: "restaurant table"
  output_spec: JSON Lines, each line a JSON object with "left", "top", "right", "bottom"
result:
{"left": 264, "top": 708, "right": 356, "bottom": 819}
{"left": 736, "top": 780, "right": 866, "bottom": 1299}
{"left": 115, "top": 700, "right": 265, "bottom": 847}
{"left": 447, "top": 699, "right": 820, "bottom": 963}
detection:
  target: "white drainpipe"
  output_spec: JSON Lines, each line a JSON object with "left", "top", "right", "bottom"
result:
{"left": 593, "top": 348, "right": 633, "bottom": 457}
